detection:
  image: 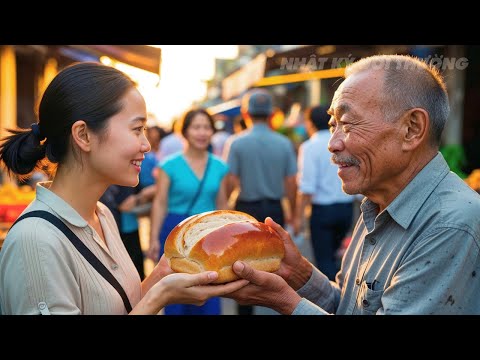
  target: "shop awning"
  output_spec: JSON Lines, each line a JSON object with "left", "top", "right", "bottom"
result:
{"left": 62, "top": 45, "right": 161, "bottom": 74}
{"left": 207, "top": 98, "right": 241, "bottom": 117}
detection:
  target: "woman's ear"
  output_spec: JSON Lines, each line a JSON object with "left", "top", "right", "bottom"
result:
{"left": 71, "top": 120, "right": 91, "bottom": 152}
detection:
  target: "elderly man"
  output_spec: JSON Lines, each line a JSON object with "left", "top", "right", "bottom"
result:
{"left": 227, "top": 54, "right": 480, "bottom": 315}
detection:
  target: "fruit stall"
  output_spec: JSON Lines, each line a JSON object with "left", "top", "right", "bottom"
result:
{"left": 465, "top": 169, "right": 480, "bottom": 194}
{"left": 0, "top": 183, "right": 35, "bottom": 248}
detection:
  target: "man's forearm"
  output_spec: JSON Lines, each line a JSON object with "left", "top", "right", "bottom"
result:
{"left": 295, "top": 193, "right": 311, "bottom": 221}
{"left": 225, "top": 174, "right": 239, "bottom": 199}
{"left": 284, "top": 176, "right": 297, "bottom": 218}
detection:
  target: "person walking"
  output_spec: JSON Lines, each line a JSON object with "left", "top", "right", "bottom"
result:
{"left": 148, "top": 108, "right": 229, "bottom": 315}
{"left": 294, "top": 105, "right": 354, "bottom": 280}
{"left": 223, "top": 89, "right": 297, "bottom": 315}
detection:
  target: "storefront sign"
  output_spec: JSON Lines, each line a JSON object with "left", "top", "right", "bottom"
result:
{"left": 222, "top": 53, "right": 266, "bottom": 100}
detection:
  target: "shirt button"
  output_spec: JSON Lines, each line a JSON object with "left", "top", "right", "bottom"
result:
{"left": 39, "top": 302, "right": 46, "bottom": 310}
{"left": 369, "top": 237, "right": 376, "bottom": 245}
{"left": 111, "top": 263, "right": 119, "bottom": 270}
{"left": 362, "top": 299, "right": 370, "bottom": 308}
{"left": 355, "top": 278, "right": 361, "bottom": 285}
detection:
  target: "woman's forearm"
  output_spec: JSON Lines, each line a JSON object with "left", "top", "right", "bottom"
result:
{"left": 131, "top": 282, "right": 166, "bottom": 315}
{"left": 149, "top": 200, "right": 166, "bottom": 247}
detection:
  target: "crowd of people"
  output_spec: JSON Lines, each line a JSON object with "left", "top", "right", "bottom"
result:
{"left": 1, "top": 54, "right": 480, "bottom": 315}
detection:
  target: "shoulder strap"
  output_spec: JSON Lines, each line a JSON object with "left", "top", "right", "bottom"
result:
{"left": 11, "top": 210, "right": 132, "bottom": 313}
{"left": 185, "top": 155, "right": 211, "bottom": 215}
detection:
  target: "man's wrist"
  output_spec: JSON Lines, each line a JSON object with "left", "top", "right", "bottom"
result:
{"left": 288, "top": 257, "right": 313, "bottom": 291}
{"left": 276, "top": 291, "right": 303, "bottom": 315}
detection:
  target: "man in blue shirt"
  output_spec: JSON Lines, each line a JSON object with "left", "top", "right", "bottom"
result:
{"left": 224, "top": 89, "right": 297, "bottom": 315}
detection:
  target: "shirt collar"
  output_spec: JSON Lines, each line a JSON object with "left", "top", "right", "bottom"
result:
{"left": 35, "top": 181, "right": 95, "bottom": 228}
{"left": 311, "top": 129, "right": 329, "bottom": 140}
{"left": 386, "top": 152, "right": 450, "bottom": 229}
{"left": 252, "top": 123, "right": 270, "bottom": 132}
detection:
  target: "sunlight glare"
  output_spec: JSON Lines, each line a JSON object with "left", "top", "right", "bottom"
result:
{"left": 147, "top": 45, "right": 239, "bottom": 127}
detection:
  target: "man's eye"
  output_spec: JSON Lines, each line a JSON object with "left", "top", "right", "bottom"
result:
{"left": 329, "top": 124, "right": 335, "bottom": 134}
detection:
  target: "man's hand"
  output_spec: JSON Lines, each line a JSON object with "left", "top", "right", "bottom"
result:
{"left": 265, "top": 217, "right": 313, "bottom": 290}
{"left": 292, "top": 216, "right": 303, "bottom": 236}
{"left": 225, "top": 261, "right": 302, "bottom": 315}
{"left": 119, "top": 195, "right": 137, "bottom": 212}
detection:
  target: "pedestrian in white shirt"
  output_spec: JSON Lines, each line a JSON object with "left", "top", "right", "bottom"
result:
{"left": 294, "top": 105, "right": 354, "bottom": 280}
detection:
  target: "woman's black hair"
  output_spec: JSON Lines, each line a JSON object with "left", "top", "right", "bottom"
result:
{"left": 0, "top": 62, "right": 136, "bottom": 180}
{"left": 180, "top": 108, "right": 215, "bottom": 138}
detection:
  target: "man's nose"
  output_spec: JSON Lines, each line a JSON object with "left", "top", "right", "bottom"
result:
{"left": 328, "top": 131, "right": 345, "bottom": 153}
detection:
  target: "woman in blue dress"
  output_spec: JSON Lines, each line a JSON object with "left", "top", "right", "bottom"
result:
{"left": 148, "top": 109, "right": 229, "bottom": 315}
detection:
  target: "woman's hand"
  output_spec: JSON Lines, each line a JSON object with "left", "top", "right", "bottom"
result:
{"left": 141, "top": 255, "right": 173, "bottom": 296}
{"left": 160, "top": 272, "right": 249, "bottom": 307}
{"left": 132, "top": 270, "right": 249, "bottom": 314}
{"left": 147, "top": 239, "right": 160, "bottom": 262}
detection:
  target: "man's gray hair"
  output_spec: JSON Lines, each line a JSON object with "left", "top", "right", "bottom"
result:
{"left": 345, "top": 54, "right": 450, "bottom": 147}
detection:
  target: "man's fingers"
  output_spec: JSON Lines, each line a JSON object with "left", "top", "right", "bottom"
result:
{"left": 232, "top": 261, "right": 264, "bottom": 285}
{"left": 210, "top": 279, "right": 250, "bottom": 296}
{"left": 265, "top": 217, "right": 291, "bottom": 242}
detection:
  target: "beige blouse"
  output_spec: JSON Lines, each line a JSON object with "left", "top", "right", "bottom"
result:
{"left": 0, "top": 182, "right": 141, "bottom": 314}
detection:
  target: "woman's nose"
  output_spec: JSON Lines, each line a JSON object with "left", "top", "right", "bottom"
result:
{"left": 142, "top": 136, "right": 151, "bottom": 153}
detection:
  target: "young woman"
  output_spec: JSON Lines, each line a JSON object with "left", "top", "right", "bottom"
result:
{"left": 148, "top": 109, "right": 229, "bottom": 315}
{"left": 0, "top": 62, "right": 246, "bottom": 315}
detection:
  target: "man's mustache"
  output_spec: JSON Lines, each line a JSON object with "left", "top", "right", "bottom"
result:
{"left": 331, "top": 154, "right": 360, "bottom": 166}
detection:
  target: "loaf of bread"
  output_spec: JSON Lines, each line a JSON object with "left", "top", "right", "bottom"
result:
{"left": 164, "top": 210, "right": 285, "bottom": 283}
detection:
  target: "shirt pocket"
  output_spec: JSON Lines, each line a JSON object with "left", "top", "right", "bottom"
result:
{"left": 356, "top": 280, "right": 384, "bottom": 315}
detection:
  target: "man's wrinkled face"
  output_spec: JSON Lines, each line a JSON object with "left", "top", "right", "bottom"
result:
{"left": 327, "top": 70, "right": 404, "bottom": 197}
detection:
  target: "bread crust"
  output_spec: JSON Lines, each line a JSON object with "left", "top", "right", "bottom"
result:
{"left": 164, "top": 210, "right": 285, "bottom": 283}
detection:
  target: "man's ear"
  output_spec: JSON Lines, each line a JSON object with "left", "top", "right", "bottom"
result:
{"left": 71, "top": 120, "right": 91, "bottom": 152}
{"left": 401, "top": 108, "right": 429, "bottom": 151}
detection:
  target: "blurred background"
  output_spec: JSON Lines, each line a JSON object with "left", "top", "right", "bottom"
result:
{"left": 2, "top": 45, "right": 479, "bottom": 174}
